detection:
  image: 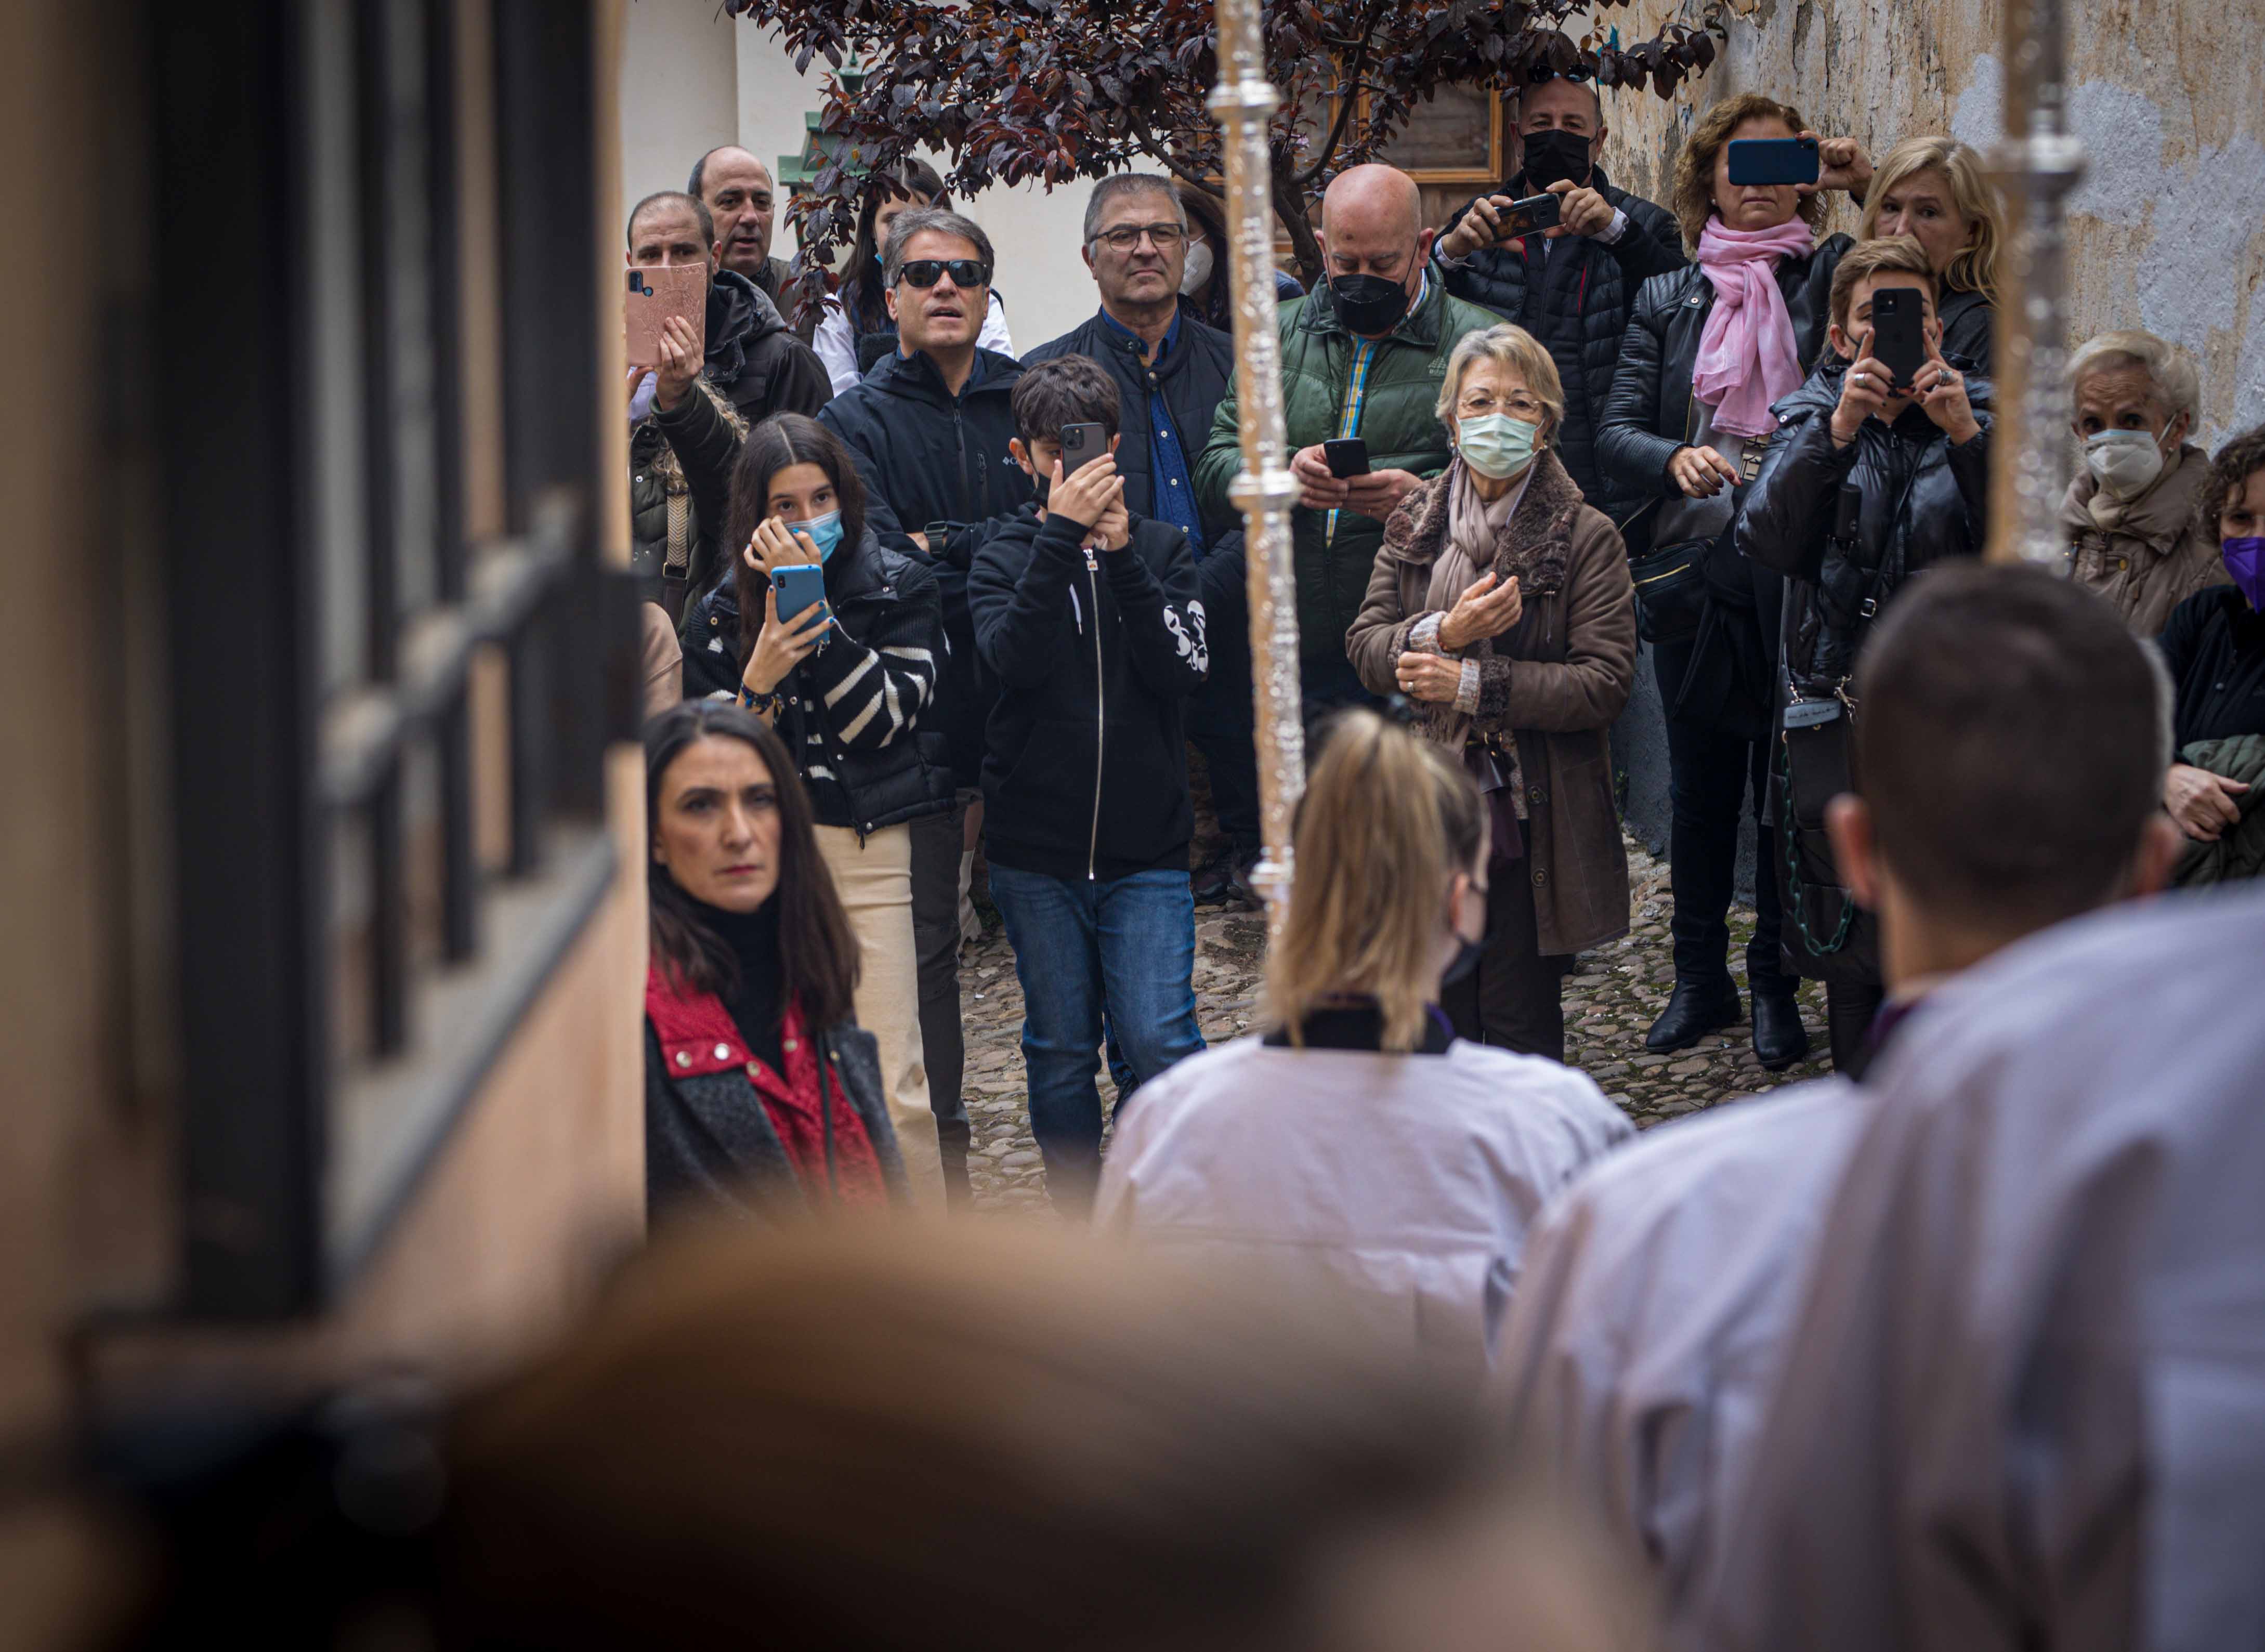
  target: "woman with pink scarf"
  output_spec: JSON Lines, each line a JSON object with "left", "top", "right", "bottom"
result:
{"left": 1595, "top": 92, "right": 1870, "bottom": 1076}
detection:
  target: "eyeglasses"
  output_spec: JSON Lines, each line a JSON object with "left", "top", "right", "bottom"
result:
{"left": 1458, "top": 391, "right": 1549, "bottom": 420}
{"left": 898, "top": 258, "right": 991, "bottom": 290}
{"left": 1092, "top": 222, "right": 1187, "bottom": 253}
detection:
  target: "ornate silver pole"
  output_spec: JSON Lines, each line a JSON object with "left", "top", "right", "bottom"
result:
{"left": 1986, "top": 0, "right": 2086, "bottom": 565}
{"left": 1207, "top": 0, "right": 1305, "bottom": 940}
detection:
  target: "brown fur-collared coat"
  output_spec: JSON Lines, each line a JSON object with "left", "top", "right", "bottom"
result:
{"left": 1346, "top": 449, "right": 1638, "bottom": 956}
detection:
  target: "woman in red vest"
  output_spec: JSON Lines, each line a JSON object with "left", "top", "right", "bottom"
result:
{"left": 644, "top": 700, "right": 908, "bottom": 1220}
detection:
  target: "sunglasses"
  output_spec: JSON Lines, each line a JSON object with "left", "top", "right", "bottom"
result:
{"left": 898, "top": 258, "right": 991, "bottom": 290}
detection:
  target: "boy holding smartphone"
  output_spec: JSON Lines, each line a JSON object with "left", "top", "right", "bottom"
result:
{"left": 967, "top": 355, "right": 1212, "bottom": 1213}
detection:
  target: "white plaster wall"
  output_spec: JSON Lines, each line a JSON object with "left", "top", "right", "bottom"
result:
{"left": 731, "top": 19, "right": 1102, "bottom": 349}
{"left": 1583, "top": 0, "right": 2265, "bottom": 449}
{"left": 619, "top": 0, "right": 738, "bottom": 228}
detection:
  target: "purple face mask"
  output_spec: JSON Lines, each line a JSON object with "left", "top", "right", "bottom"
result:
{"left": 2226, "top": 537, "right": 2265, "bottom": 610}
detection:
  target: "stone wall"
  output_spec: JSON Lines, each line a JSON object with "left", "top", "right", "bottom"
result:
{"left": 1591, "top": 0, "right": 2265, "bottom": 882}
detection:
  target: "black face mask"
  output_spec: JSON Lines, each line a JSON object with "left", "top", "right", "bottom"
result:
{"left": 1521, "top": 128, "right": 1592, "bottom": 192}
{"left": 1330, "top": 270, "right": 1412, "bottom": 337}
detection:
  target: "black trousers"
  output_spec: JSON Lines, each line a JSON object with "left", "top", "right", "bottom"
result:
{"left": 909, "top": 799, "right": 972, "bottom": 1203}
{"left": 1654, "top": 640, "right": 1792, "bottom": 1000}
{"left": 1441, "top": 809, "right": 1571, "bottom": 1061}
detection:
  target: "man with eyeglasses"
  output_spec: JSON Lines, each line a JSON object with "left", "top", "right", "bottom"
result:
{"left": 1027, "top": 175, "right": 1260, "bottom": 907}
{"left": 819, "top": 205, "right": 1031, "bottom": 1209}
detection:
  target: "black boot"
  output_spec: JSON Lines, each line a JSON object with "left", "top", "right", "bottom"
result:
{"left": 1751, "top": 991, "right": 1811, "bottom": 1071}
{"left": 1645, "top": 978, "right": 1743, "bottom": 1053}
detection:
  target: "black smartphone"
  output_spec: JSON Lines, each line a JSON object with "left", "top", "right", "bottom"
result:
{"left": 1060, "top": 422, "right": 1108, "bottom": 477}
{"left": 1868, "top": 286, "right": 1927, "bottom": 391}
{"left": 1324, "top": 437, "right": 1371, "bottom": 479}
{"left": 1725, "top": 136, "right": 1820, "bottom": 187}
{"left": 1500, "top": 192, "right": 1563, "bottom": 235}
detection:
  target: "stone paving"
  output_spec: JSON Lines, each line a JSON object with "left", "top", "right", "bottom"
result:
{"left": 960, "top": 834, "right": 1836, "bottom": 1213}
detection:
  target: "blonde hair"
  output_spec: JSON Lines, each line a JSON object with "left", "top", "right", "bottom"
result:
{"left": 1671, "top": 92, "right": 1825, "bottom": 251}
{"left": 1267, "top": 712, "right": 1485, "bottom": 1053}
{"left": 1858, "top": 135, "right": 2004, "bottom": 307}
{"left": 1436, "top": 322, "right": 1566, "bottom": 446}
{"left": 2068, "top": 329, "right": 2202, "bottom": 427}
{"left": 1827, "top": 234, "right": 1936, "bottom": 329}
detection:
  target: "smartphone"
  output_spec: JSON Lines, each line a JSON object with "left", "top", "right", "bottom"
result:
{"left": 1725, "top": 136, "right": 1820, "bottom": 187}
{"left": 1324, "top": 437, "right": 1371, "bottom": 479}
{"left": 1500, "top": 192, "right": 1563, "bottom": 236}
{"left": 771, "top": 562, "right": 828, "bottom": 627}
{"left": 1060, "top": 422, "right": 1108, "bottom": 477}
{"left": 1868, "top": 285, "right": 1927, "bottom": 391}
{"left": 625, "top": 264, "right": 708, "bottom": 370}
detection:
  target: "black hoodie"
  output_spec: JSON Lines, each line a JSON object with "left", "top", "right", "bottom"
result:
{"left": 968, "top": 504, "right": 1209, "bottom": 882}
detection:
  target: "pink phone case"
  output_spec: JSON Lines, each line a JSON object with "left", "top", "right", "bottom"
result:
{"left": 625, "top": 265, "right": 708, "bottom": 370}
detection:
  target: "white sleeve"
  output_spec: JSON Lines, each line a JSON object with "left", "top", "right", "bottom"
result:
{"left": 813, "top": 303, "right": 862, "bottom": 398}
{"left": 979, "top": 290, "right": 1014, "bottom": 358}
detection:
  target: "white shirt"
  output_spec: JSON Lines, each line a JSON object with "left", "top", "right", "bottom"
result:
{"left": 1496, "top": 1079, "right": 1866, "bottom": 1616}
{"left": 812, "top": 291, "right": 1015, "bottom": 398}
{"left": 1705, "top": 883, "right": 2265, "bottom": 1652}
{"left": 1096, "top": 1031, "right": 1631, "bottom": 1375}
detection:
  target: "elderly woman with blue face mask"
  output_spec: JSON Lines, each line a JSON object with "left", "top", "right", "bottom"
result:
{"left": 1348, "top": 323, "right": 1638, "bottom": 1060}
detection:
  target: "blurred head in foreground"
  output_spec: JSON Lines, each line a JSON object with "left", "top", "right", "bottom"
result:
{"left": 428, "top": 1222, "right": 1632, "bottom": 1651}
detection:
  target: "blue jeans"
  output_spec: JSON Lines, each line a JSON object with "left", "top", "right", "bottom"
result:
{"left": 987, "top": 864, "right": 1206, "bottom": 1212}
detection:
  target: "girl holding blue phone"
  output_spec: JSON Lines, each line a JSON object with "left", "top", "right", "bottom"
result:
{"left": 682, "top": 414, "right": 958, "bottom": 1197}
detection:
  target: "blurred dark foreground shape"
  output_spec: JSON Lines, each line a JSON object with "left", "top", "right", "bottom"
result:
{"left": 86, "top": 1220, "right": 1643, "bottom": 1651}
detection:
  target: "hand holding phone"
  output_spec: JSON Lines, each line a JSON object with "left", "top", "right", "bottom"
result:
{"left": 1867, "top": 286, "right": 1928, "bottom": 391}
{"left": 1499, "top": 192, "right": 1563, "bottom": 237}
{"left": 625, "top": 264, "right": 707, "bottom": 370}
{"left": 1324, "top": 437, "right": 1371, "bottom": 479}
{"left": 743, "top": 579, "right": 833, "bottom": 698}
{"left": 1060, "top": 422, "right": 1108, "bottom": 478}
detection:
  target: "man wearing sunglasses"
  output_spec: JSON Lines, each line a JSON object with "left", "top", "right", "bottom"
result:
{"left": 819, "top": 206, "right": 1033, "bottom": 1203}
{"left": 1027, "top": 176, "right": 1259, "bottom": 910}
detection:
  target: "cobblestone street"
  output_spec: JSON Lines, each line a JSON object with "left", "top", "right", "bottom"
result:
{"left": 961, "top": 835, "right": 1835, "bottom": 1211}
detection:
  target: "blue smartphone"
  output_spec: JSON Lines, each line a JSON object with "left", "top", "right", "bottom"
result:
{"left": 771, "top": 562, "right": 828, "bottom": 627}
{"left": 1726, "top": 136, "right": 1819, "bottom": 187}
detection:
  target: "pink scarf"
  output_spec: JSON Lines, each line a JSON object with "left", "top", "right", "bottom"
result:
{"left": 1691, "top": 216, "right": 1816, "bottom": 439}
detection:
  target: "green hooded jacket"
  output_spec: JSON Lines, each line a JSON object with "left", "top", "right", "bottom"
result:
{"left": 1193, "top": 276, "right": 1501, "bottom": 669}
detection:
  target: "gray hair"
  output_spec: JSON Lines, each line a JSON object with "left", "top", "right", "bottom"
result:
{"left": 1435, "top": 322, "right": 1565, "bottom": 446}
{"left": 882, "top": 206, "right": 994, "bottom": 289}
{"left": 1082, "top": 174, "right": 1186, "bottom": 246}
{"left": 2068, "top": 329, "right": 2201, "bottom": 427}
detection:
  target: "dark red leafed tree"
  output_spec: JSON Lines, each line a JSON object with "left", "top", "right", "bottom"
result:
{"left": 726, "top": 0, "right": 1718, "bottom": 293}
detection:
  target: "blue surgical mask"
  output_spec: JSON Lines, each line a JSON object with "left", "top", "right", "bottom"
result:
{"left": 801, "top": 509, "right": 845, "bottom": 561}
{"left": 1456, "top": 412, "right": 1541, "bottom": 481}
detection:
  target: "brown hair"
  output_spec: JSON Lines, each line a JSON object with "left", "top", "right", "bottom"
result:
{"left": 1013, "top": 352, "right": 1123, "bottom": 445}
{"left": 1827, "top": 234, "right": 1937, "bottom": 331}
{"left": 644, "top": 700, "right": 859, "bottom": 1027}
{"left": 1853, "top": 563, "right": 2168, "bottom": 930}
{"left": 2195, "top": 422, "right": 2265, "bottom": 543}
{"left": 1857, "top": 135, "right": 2004, "bottom": 306}
{"left": 845, "top": 156, "right": 949, "bottom": 334}
{"left": 1670, "top": 92, "right": 1825, "bottom": 250}
{"left": 725, "top": 412, "right": 870, "bottom": 650}
{"left": 1267, "top": 711, "right": 1485, "bottom": 1052}
{"left": 433, "top": 1224, "right": 1635, "bottom": 1651}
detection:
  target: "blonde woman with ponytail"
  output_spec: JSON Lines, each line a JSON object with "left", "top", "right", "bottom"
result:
{"left": 1095, "top": 712, "right": 1630, "bottom": 1374}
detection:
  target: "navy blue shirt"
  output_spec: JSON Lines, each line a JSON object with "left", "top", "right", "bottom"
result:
{"left": 1101, "top": 307, "right": 1207, "bottom": 559}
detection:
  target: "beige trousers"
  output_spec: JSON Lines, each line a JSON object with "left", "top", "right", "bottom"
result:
{"left": 814, "top": 822, "right": 939, "bottom": 1191}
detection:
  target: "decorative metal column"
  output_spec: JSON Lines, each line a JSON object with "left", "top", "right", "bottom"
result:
{"left": 1985, "top": 0, "right": 2087, "bottom": 565}
{"left": 1208, "top": 0, "right": 1306, "bottom": 940}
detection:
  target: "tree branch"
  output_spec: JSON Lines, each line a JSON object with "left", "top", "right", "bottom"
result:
{"left": 1297, "top": 0, "right": 1395, "bottom": 189}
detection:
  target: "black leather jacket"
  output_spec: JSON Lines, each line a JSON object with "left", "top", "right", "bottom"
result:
{"left": 682, "top": 527, "right": 957, "bottom": 835}
{"left": 1596, "top": 234, "right": 1852, "bottom": 557}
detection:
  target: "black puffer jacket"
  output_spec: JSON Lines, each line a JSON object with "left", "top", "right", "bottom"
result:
{"left": 682, "top": 527, "right": 955, "bottom": 836}
{"left": 1438, "top": 165, "right": 1685, "bottom": 530}
{"left": 1596, "top": 234, "right": 1852, "bottom": 557}
{"left": 1023, "top": 306, "right": 1235, "bottom": 532}
{"left": 969, "top": 506, "right": 1208, "bottom": 883}
{"left": 819, "top": 347, "right": 1036, "bottom": 788}
{"left": 1736, "top": 357, "right": 1995, "bottom": 698}
{"left": 631, "top": 273, "right": 829, "bottom": 608}
{"left": 1936, "top": 286, "right": 1994, "bottom": 373}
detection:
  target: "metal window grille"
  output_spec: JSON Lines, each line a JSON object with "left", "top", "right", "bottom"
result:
{"left": 153, "top": 0, "right": 635, "bottom": 1317}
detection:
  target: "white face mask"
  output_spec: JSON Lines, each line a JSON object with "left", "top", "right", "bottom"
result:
{"left": 1179, "top": 241, "right": 1214, "bottom": 296}
{"left": 2084, "top": 428, "right": 2168, "bottom": 500}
